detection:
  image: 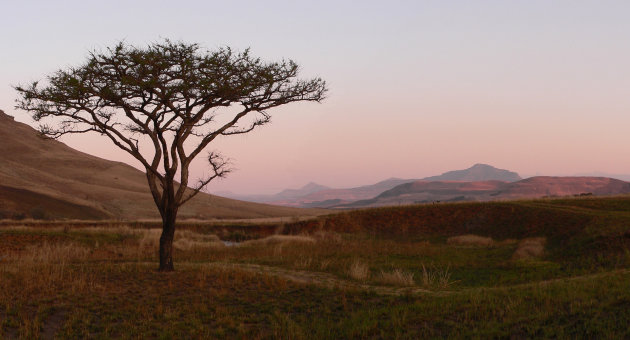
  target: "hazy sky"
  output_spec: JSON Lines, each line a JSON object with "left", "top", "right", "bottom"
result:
{"left": 2, "top": 1, "right": 630, "bottom": 194}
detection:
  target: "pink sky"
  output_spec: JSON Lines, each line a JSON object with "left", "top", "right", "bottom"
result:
{"left": 2, "top": 1, "right": 630, "bottom": 194}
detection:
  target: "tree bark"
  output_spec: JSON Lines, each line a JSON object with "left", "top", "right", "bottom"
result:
{"left": 158, "top": 208, "right": 177, "bottom": 271}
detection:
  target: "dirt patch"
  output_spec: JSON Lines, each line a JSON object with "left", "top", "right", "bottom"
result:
{"left": 513, "top": 237, "right": 546, "bottom": 260}
{"left": 447, "top": 234, "right": 494, "bottom": 247}
{"left": 41, "top": 308, "right": 67, "bottom": 339}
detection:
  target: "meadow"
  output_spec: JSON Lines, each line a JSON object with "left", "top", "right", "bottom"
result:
{"left": 2, "top": 196, "right": 630, "bottom": 338}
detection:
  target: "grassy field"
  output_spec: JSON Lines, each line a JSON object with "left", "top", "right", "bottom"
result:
{"left": 2, "top": 196, "right": 630, "bottom": 338}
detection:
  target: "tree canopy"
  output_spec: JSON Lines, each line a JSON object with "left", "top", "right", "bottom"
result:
{"left": 15, "top": 40, "right": 327, "bottom": 270}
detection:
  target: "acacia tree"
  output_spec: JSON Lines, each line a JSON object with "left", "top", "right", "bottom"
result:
{"left": 15, "top": 40, "right": 327, "bottom": 271}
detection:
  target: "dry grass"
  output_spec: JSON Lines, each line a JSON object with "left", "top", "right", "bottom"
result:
{"left": 0, "top": 242, "right": 98, "bottom": 300}
{"left": 447, "top": 234, "right": 494, "bottom": 247}
{"left": 173, "top": 231, "right": 224, "bottom": 250}
{"left": 420, "top": 264, "right": 455, "bottom": 289}
{"left": 513, "top": 237, "right": 546, "bottom": 260}
{"left": 3, "top": 195, "right": 630, "bottom": 338}
{"left": 347, "top": 259, "right": 370, "bottom": 281}
{"left": 312, "top": 230, "right": 343, "bottom": 243}
{"left": 238, "top": 235, "right": 316, "bottom": 247}
{"left": 293, "top": 256, "right": 313, "bottom": 269}
{"left": 134, "top": 228, "right": 225, "bottom": 251}
{"left": 7, "top": 242, "right": 91, "bottom": 263}
{"left": 137, "top": 228, "right": 162, "bottom": 248}
{"left": 376, "top": 269, "right": 415, "bottom": 286}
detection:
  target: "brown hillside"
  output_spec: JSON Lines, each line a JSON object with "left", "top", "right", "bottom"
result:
{"left": 0, "top": 110, "right": 324, "bottom": 220}
{"left": 499, "top": 176, "right": 630, "bottom": 198}
{"left": 342, "top": 177, "right": 630, "bottom": 208}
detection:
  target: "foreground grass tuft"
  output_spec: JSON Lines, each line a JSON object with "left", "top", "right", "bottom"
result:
{"left": 376, "top": 268, "right": 415, "bottom": 286}
{"left": 347, "top": 259, "right": 370, "bottom": 281}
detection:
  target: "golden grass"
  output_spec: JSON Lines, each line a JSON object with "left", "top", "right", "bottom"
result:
{"left": 513, "top": 237, "right": 546, "bottom": 260}
{"left": 6, "top": 242, "right": 90, "bottom": 264}
{"left": 173, "top": 238, "right": 224, "bottom": 251}
{"left": 134, "top": 228, "right": 225, "bottom": 251}
{"left": 311, "top": 230, "right": 343, "bottom": 243}
{"left": 347, "top": 259, "right": 370, "bottom": 281}
{"left": 447, "top": 234, "right": 494, "bottom": 247}
{"left": 0, "top": 242, "right": 99, "bottom": 301}
{"left": 376, "top": 269, "right": 415, "bottom": 286}
{"left": 173, "top": 231, "right": 224, "bottom": 250}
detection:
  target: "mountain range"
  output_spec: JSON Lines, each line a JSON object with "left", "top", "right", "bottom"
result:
{"left": 220, "top": 164, "right": 523, "bottom": 208}
{"left": 340, "top": 176, "right": 630, "bottom": 208}
{"left": 219, "top": 164, "right": 630, "bottom": 209}
{"left": 216, "top": 182, "right": 330, "bottom": 204}
{"left": 0, "top": 110, "right": 323, "bottom": 220}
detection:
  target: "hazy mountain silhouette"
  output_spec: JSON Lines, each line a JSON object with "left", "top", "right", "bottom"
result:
{"left": 248, "top": 164, "right": 522, "bottom": 208}
{"left": 222, "top": 164, "right": 523, "bottom": 208}
{"left": 217, "top": 163, "right": 627, "bottom": 210}
{"left": 216, "top": 182, "right": 330, "bottom": 203}
{"left": 274, "top": 182, "right": 331, "bottom": 200}
{"left": 271, "top": 178, "right": 418, "bottom": 208}
{"left": 337, "top": 176, "right": 630, "bottom": 208}
{"left": 0, "top": 109, "right": 323, "bottom": 220}
{"left": 422, "top": 163, "right": 521, "bottom": 182}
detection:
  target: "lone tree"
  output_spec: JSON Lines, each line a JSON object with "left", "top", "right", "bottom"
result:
{"left": 15, "top": 40, "right": 327, "bottom": 271}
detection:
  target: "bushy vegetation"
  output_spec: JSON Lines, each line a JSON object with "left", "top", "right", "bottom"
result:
{"left": 1, "top": 196, "right": 630, "bottom": 338}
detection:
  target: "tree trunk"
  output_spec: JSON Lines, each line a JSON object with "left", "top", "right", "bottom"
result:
{"left": 158, "top": 208, "right": 177, "bottom": 271}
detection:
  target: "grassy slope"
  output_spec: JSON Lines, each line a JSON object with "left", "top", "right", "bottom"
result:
{"left": 1, "top": 196, "right": 630, "bottom": 338}
{"left": 0, "top": 110, "right": 325, "bottom": 220}
{"left": 287, "top": 196, "right": 630, "bottom": 264}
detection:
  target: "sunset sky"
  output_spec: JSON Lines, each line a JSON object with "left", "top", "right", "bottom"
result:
{"left": 2, "top": 1, "right": 630, "bottom": 194}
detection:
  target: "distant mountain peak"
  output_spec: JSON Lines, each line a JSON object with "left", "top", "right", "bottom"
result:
{"left": 351, "top": 175, "right": 630, "bottom": 209}
{"left": 423, "top": 164, "right": 521, "bottom": 182}
{"left": 272, "top": 182, "right": 330, "bottom": 201}
{"left": 301, "top": 182, "right": 326, "bottom": 190}
{"left": 382, "top": 177, "right": 405, "bottom": 182}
